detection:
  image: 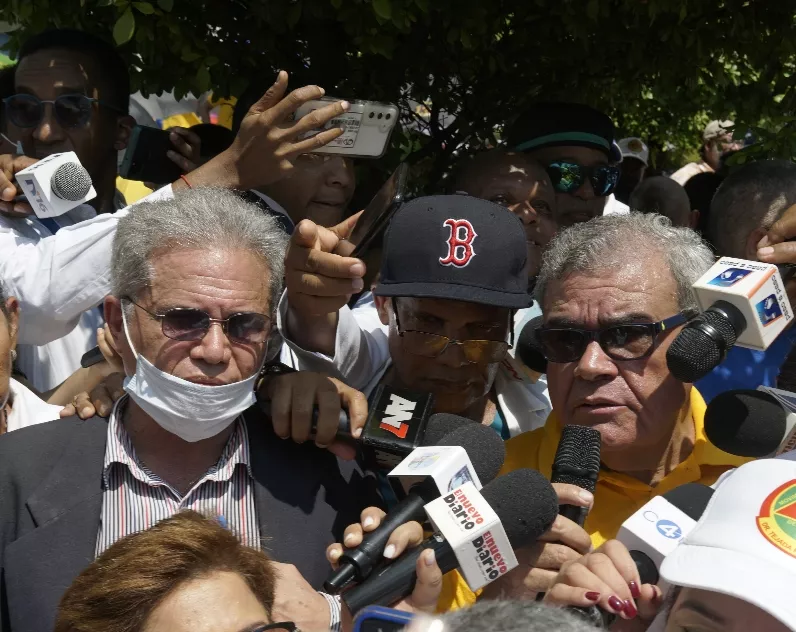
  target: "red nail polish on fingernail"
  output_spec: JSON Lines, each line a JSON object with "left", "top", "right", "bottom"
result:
{"left": 607, "top": 596, "right": 624, "bottom": 613}
{"left": 584, "top": 591, "right": 601, "bottom": 601}
{"left": 623, "top": 600, "right": 638, "bottom": 619}
{"left": 629, "top": 581, "right": 641, "bottom": 599}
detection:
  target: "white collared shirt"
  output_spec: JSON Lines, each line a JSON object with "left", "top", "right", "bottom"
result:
{"left": 5, "top": 377, "right": 63, "bottom": 432}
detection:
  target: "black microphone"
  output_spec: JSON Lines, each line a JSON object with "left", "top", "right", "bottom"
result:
{"left": 325, "top": 421, "right": 505, "bottom": 593}
{"left": 262, "top": 383, "right": 438, "bottom": 470}
{"left": 342, "top": 468, "right": 559, "bottom": 614}
{"left": 517, "top": 316, "right": 548, "bottom": 373}
{"left": 666, "top": 301, "right": 745, "bottom": 382}
{"left": 550, "top": 425, "right": 602, "bottom": 526}
{"left": 704, "top": 389, "right": 791, "bottom": 457}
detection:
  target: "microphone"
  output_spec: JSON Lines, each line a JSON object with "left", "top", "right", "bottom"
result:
{"left": 15, "top": 151, "right": 96, "bottom": 218}
{"left": 516, "top": 316, "right": 548, "bottom": 373}
{"left": 342, "top": 468, "right": 559, "bottom": 614}
{"left": 324, "top": 421, "right": 505, "bottom": 593}
{"left": 262, "top": 384, "right": 440, "bottom": 470}
{"left": 704, "top": 388, "right": 792, "bottom": 457}
{"left": 550, "top": 425, "right": 602, "bottom": 526}
{"left": 571, "top": 483, "right": 715, "bottom": 628}
{"left": 667, "top": 257, "right": 793, "bottom": 382}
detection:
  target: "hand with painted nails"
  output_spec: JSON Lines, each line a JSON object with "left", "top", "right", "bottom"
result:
{"left": 543, "top": 539, "right": 662, "bottom": 631}
{"left": 328, "top": 507, "right": 443, "bottom": 619}
{"left": 479, "top": 483, "right": 594, "bottom": 600}
{"left": 260, "top": 370, "right": 367, "bottom": 459}
{"left": 283, "top": 212, "right": 366, "bottom": 356}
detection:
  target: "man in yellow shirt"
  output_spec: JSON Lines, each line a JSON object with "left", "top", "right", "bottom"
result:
{"left": 440, "top": 212, "right": 751, "bottom": 610}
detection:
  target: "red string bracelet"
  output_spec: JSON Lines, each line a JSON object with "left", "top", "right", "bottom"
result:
{"left": 180, "top": 174, "right": 193, "bottom": 189}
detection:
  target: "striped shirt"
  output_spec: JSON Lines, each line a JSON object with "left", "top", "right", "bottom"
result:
{"left": 96, "top": 396, "right": 259, "bottom": 556}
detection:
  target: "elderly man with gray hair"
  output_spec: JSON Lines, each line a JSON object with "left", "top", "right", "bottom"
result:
{"left": 0, "top": 188, "right": 403, "bottom": 632}
{"left": 439, "top": 213, "right": 751, "bottom": 611}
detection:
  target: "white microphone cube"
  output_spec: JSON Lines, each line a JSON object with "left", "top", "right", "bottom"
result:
{"left": 424, "top": 482, "right": 518, "bottom": 591}
{"left": 388, "top": 445, "right": 482, "bottom": 496}
{"left": 692, "top": 257, "right": 793, "bottom": 350}
{"left": 617, "top": 496, "right": 696, "bottom": 571}
{"left": 16, "top": 151, "right": 96, "bottom": 218}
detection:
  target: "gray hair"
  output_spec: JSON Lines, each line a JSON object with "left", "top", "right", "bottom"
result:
{"left": 436, "top": 600, "right": 598, "bottom": 632}
{"left": 535, "top": 212, "right": 715, "bottom": 313}
{"left": 111, "top": 188, "right": 288, "bottom": 314}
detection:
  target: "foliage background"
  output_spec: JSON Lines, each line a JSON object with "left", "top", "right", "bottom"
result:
{"left": 1, "top": 0, "right": 795, "bottom": 200}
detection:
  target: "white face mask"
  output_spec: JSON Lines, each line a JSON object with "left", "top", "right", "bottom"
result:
{"left": 121, "top": 306, "right": 262, "bottom": 442}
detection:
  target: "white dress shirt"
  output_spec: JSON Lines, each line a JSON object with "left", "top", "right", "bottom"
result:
{"left": 0, "top": 186, "right": 174, "bottom": 391}
{"left": 6, "top": 377, "right": 62, "bottom": 432}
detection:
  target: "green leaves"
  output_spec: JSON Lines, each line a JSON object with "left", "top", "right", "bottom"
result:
{"left": 112, "top": 7, "right": 135, "bottom": 45}
{"left": 372, "top": 0, "right": 391, "bottom": 20}
{"left": 133, "top": 1, "right": 154, "bottom": 13}
{"left": 157, "top": 0, "right": 174, "bottom": 10}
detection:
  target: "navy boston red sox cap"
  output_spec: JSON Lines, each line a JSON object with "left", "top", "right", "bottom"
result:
{"left": 374, "top": 194, "right": 531, "bottom": 309}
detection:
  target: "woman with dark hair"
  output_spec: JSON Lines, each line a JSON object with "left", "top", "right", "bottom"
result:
{"left": 0, "top": 281, "right": 62, "bottom": 433}
{"left": 56, "top": 510, "right": 287, "bottom": 632}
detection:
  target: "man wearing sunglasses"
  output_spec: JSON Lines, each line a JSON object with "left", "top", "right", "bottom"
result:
{"left": 280, "top": 194, "right": 551, "bottom": 438}
{"left": 438, "top": 213, "right": 751, "bottom": 610}
{"left": 0, "top": 189, "right": 382, "bottom": 632}
{"left": 506, "top": 102, "right": 629, "bottom": 223}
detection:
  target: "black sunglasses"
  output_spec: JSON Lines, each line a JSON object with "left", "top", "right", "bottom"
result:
{"left": 125, "top": 298, "right": 271, "bottom": 345}
{"left": 536, "top": 313, "right": 689, "bottom": 363}
{"left": 3, "top": 93, "right": 124, "bottom": 129}
{"left": 545, "top": 161, "right": 621, "bottom": 197}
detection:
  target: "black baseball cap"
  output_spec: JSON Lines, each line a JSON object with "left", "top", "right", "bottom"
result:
{"left": 506, "top": 102, "right": 622, "bottom": 162}
{"left": 374, "top": 194, "right": 531, "bottom": 309}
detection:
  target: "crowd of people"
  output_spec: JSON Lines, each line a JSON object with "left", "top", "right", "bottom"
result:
{"left": 1, "top": 26, "right": 796, "bottom": 632}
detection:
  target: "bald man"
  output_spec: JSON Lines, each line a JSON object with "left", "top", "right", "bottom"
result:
{"left": 630, "top": 176, "right": 698, "bottom": 228}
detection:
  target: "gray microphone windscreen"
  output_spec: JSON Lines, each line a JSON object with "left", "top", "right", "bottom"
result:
{"left": 51, "top": 162, "right": 92, "bottom": 201}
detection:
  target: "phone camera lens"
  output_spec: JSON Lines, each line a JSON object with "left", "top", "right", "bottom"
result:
{"left": 377, "top": 113, "right": 383, "bottom": 119}
{"left": 369, "top": 112, "right": 375, "bottom": 119}
{"left": 385, "top": 113, "right": 391, "bottom": 120}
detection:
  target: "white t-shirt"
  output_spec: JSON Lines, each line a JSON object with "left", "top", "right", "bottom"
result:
{"left": 6, "top": 377, "right": 62, "bottom": 432}
{"left": 604, "top": 194, "right": 630, "bottom": 215}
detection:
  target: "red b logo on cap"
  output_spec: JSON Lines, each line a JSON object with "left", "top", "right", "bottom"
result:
{"left": 439, "top": 219, "right": 477, "bottom": 268}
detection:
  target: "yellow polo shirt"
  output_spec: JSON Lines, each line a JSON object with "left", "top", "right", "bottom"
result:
{"left": 437, "top": 387, "right": 751, "bottom": 611}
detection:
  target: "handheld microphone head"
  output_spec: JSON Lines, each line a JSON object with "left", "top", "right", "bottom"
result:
{"left": 551, "top": 425, "right": 601, "bottom": 494}
{"left": 50, "top": 162, "right": 92, "bottom": 201}
{"left": 421, "top": 413, "right": 475, "bottom": 446}
{"left": 666, "top": 302, "right": 745, "bottom": 383}
{"left": 704, "top": 389, "right": 787, "bottom": 457}
{"left": 482, "top": 468, "right": 559, "bottom": 548}
{"left": 435, "top": 423, "right": 506, "bottom": 485}
{"left": 517, "top": 316, "right": 548, "bottom": 373}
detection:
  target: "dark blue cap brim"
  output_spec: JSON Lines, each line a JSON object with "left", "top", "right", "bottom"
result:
{"left": 373, "top": 281, "right": 532, "bottom": 309}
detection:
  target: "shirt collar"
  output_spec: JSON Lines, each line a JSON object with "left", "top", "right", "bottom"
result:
{"left": 539, "top": 387, "right": 750, "bottom": 493}
{"left": 102, "top": 396, "right": 253, "bottom": 488}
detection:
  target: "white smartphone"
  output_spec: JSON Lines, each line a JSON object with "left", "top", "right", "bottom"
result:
{"left": 292, "top": 98, "right": 399, "bottom": 159}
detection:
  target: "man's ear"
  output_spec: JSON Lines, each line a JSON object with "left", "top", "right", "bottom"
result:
{"left": 374, "top": 296, "right": 391, "bottom": 326}
{"left": 104, "top": 296, "right": 126, "bottom": 349}
{"left": 113, "top": 115, "right": 135, "bottom": 151}
{"left": 747, "top": 227, "right": 770, "bottom": 261}
{"left": 5, "top": 297, "right": 18, "bottom": 348}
